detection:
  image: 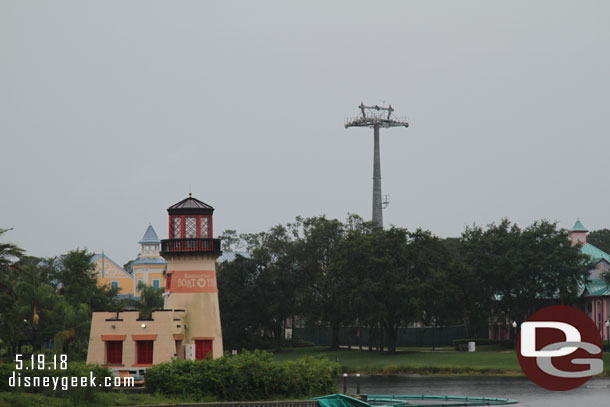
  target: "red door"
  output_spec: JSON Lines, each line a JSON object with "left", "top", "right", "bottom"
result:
{"left": 195, "top": 340, "right": 212, "bottom": 360}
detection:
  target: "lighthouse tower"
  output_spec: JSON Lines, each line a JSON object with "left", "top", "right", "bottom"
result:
{"left": 160, "top": 194, "right": 223, "bottom": 359}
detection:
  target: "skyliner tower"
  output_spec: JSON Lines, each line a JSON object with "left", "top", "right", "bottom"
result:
{"left": 345, "top": 103, "right": 409, "bottom": 228}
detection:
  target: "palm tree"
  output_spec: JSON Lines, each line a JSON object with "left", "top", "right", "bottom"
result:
{"left": 134, "top": 282, "right": 164, "bottom": 319}
{"left": 0, "top": 228, "right": 25, "bottom": 356}
{"left": 0, "top": 228, "right": 24, "bottom": 268}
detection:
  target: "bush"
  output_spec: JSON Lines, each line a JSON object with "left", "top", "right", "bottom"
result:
{"left": 0, "top": 361, "right": 112, "bottom": 404}
{"left": 145, "top": 350, "right": 338, "bottom": 401}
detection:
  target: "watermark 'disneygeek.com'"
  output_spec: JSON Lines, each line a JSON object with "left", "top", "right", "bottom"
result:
{"left": 7, "top": 354, "right": 134, "bottom": 390}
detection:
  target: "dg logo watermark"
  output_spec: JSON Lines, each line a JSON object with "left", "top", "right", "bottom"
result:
{"left": 517, "top": 305, "right": 604, "bottom": 391}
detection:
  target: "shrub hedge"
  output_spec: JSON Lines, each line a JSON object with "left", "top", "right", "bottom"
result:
{"left": 0, "top": 362, "right": 112, "bottom": 404}
{"left": 145, "top": 350, "right": 338, "bottom": 401}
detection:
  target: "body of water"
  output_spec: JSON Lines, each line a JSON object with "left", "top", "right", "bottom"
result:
{"left": 346, "top": 375, "right": 609, "bottom": 407}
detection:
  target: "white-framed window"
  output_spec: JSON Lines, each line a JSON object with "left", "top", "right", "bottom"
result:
{"left": 200, "top": 217, "right": 209, "bottom": 238}
{"left": 152, "top": 278, "right": 160, "bottom": 289}
{"left": 111, "top": 280, "right": 119, "bottom": 290}
{"left": 137, "top": 279, "right": 143, "bottom": 290}
{"left": 185, "top": 217, "right": 197, "bottom": 238}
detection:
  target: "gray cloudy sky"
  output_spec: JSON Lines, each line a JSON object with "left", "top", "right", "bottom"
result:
{"left": 1, "top": 1, "right": 609, "bottom": 265}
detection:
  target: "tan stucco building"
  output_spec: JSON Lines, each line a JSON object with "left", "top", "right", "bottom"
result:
{"left": 87, "top": 195, "right": 224, "bottom": 378}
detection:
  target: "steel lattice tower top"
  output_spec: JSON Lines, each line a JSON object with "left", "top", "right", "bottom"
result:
{"left": 345, "top": 103, "right": 409, "bottom": 228}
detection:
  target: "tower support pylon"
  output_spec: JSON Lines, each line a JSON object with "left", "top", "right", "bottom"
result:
{"left": 345, "top": 103, "right": 408, "bottom": 228}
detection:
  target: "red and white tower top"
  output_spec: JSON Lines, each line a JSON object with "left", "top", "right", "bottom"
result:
{"left": 160, "top": 194, "right": 221, "bottom": 254}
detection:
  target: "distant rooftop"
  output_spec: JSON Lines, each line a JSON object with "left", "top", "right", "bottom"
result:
{"left": 580, "top": 242, "right": 610, "bottom": 264}
{"left": 167, "top": 194, "right": 214, "bottom": 215}
{"left": 132, "top": 256, "right": 167, "bottom": 266}
{"left": 571, "top": 220, "right": 588, "bottom": 232}
{"left": 139, "top": 224, "right": 160, "bottom": 244}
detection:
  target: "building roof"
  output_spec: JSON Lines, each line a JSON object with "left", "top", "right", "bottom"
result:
{"left": 583, "top": 279, "right": 610, "bottom": 297}
{"left": 578, "top": 239, "right": 610, "bottom": 297}
{"left": 571, "top": 220, "right": 588, "bottom": 232}
{"left": 91, "top": 253, "right": 132, "bottom": 277}
{"left": 132, "top": 256, "right": 167, "bottom": 266}
{"left": 580, "top": 243, "right": 610, "bottom": 264}
{"left": 138, "top": 225, "right": 161, "bottom": 244}
{"left": 139, "top": 225, "right": 161, "bottom": 244}
{"left": 169, "top": 195, "right": 214, "bottom": 210}
{"left": 167, "top": 194, "right": 214, "bottom": 215}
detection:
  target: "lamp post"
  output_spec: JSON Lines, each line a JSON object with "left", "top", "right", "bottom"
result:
{"left": 606, "top": 320, "right": 610, "bottom": 353}
{"left": 606, "top": 319, "right": 610, "bottom": 352}
{"left": 512, "top": 321, "right": 518, "bottom": 350}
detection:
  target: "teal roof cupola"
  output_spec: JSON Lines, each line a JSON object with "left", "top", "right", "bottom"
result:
{"left": 139, "top": 224, "right": 162, "bottom": 258}
{"left": 571, "top": 220, "right": 588, "bottom": 232}
{"left": 139, "top": 224, "right": 161, "bottom": 244}
{"left": 570, "top": 219, "right": 588, "bottom": 246}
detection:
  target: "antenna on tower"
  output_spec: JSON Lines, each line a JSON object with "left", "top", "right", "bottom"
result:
{"left": 382, "top": 195, "right": 390, "bottom": 209}
{"left": 345, "top": 103, "right": 408, "bottom": 228}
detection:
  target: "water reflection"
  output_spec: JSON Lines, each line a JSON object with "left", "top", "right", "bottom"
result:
{"left": 344, "top": 375, "right": 609, "bottom": 407}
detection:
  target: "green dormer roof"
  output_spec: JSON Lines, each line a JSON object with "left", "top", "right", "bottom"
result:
{"left": 571, "top": 220, "right": 588, "bottom": 232}
{"left": 580, "top": 243, "right": 610, "bottom": 264}
{"left": 583, "top": 279, "right": 610, "bottom": 297}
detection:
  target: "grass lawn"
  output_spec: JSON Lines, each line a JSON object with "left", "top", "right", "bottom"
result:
{"left": 273, "top": 346, "right": 610, "bottom": 376}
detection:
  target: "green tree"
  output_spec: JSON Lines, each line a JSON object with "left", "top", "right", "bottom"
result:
{"left": 219, "top": 229, "right": 244, "bottom": 252}
{"left": 500, "top": 221, "right": 591, "bottom": 323}
{"left": 343, "top": 227, "right": 450, "bottom": 353}
{"left": 134, "top": 282, "right": 164, "bottom": 319}
{"left": 587, "top": 229, "right": 610, "bottom": 254}
{"left": 52, "top": 249, "right": 119, "bottom": 311}
{"left": 0, "top": 228, "right": 25, "bottom": 355}
{"left": 51, "top": 300, "right": 91, "bottom": 359}
{"left": 458, "top": 219, "right": 591, "bottom": 335}
{"left": 0, "top": 228, "right": 23, "bottom": 268}
{"left": 218, "top": 255, "right": 266, "bottom": 349}
{"left": 123, "top": 258, "right": 136, "bottom": 274}
{"left": 16, "top": 281, "right": 61, "bottom": 351}
{"left": 299, "top": 216, "right": 350, "bottom": 351}
{"left": 457, "top": 219, "right": 519, "bottom": 337}
{"left": 246, "top": 223, "right": 305, "bottom": 351}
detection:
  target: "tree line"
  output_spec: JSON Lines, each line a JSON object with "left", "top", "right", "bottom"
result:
{"left": 218, "top": 216, "right": 593, "bottom": 352}
{"left": 0, "top": 228, "right": 163, "bottom": 360}
{"left": 0, "top": 217, "right": 601, "bottom": 358}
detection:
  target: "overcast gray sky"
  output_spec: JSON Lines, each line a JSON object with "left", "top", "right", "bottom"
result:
{"left": 1, "top": 1, "right": 609, "bottom": 265}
